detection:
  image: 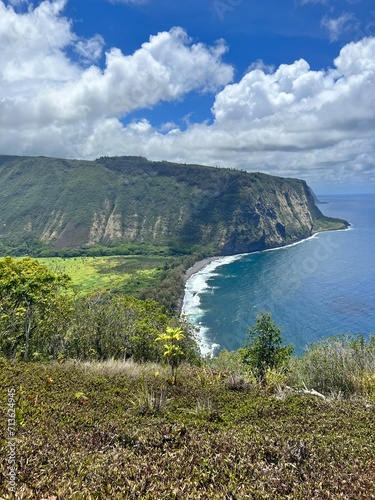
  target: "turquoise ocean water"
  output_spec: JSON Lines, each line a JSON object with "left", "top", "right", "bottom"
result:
{"left": 182, "top": 194, "right": 375, "bottom": 356}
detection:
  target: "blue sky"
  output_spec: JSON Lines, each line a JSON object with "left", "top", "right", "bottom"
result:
{"left": 1, "top": 0, "right": 375, "bottom": 193}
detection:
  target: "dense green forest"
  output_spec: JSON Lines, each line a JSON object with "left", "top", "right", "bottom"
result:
{"left": 0, "top": 257, "right": 198, "bottom": 363}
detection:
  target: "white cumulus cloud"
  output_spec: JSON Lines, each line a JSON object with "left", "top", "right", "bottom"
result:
{"left": 0, "top": 1, "right": 233, "bottom": 154}
{"left": 75, "top": 34, "right": 105, "bottom": 63}
{"left": 0, "top": 0, "right": 374, "bottom": 189}
{"left": 90, "top": 36, "right": 374, "bottom": 187}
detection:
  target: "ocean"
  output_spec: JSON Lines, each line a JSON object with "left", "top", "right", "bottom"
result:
{"left": 182, "top": 194, "right": 375, "bottom": 356}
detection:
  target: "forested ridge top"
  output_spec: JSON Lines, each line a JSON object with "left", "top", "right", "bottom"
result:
{"left": 0, "top": 154, "right": 348, "bottom": 255}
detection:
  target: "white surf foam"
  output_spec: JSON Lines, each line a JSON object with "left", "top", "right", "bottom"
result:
{"left": 182, "top": 255, "right": 244, "bottom": 356}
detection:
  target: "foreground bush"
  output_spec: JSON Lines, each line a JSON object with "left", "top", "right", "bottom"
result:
{"left": 241, "top": 312, "right": 294, "bottom": 384}
{"left": 209, "top": 333, "right": 375, "bottom": 401}
{"left": 0, "top": 257, "right": 70, "bottom": 360}
{"left": 289, "top": 334, "right": 375, "bottom": 398}
{"left": 65, "top": 291, "right": 198, "bottom": 365}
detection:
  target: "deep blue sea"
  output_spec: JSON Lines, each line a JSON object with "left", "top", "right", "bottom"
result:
{"left": 182, "top": 194, "right": 375, "bottom": 356}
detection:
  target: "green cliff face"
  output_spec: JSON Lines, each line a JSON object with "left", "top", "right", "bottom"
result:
{"left": 0, "top": 155, "right": 348, "bottom": 254}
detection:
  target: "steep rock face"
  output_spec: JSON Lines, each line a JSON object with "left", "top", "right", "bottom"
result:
{"left": 175, "top": 172, "right": 346, "bottom": 255}
{"left": 0, "top": 155, "right": 348, "bottom": 253}
{"left": 219, "top": 182, "right": 318, "bottom": 254}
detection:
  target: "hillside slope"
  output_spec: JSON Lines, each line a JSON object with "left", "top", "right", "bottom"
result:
{"left": 1, "top": 359, "right": 374, "bottom": 498}
{"left": 0, "top": 155, "right": 348, "bottom": 254}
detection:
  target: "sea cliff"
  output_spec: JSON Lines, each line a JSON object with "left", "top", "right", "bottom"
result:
{"left": 0, "top": 155, "right": 348, "bottom": 255}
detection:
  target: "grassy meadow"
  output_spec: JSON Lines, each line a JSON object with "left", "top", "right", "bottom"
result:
{"left": 37, "top": 255, "right": 168, "bottom": 294}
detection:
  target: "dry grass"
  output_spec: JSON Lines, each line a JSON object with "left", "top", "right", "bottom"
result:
{"left": 59, "top": 358, "right": 171, "bottom": 380}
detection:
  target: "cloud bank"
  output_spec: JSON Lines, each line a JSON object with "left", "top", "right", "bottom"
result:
{"left": 0, "top": 0, "right": 374, "bottom": 188}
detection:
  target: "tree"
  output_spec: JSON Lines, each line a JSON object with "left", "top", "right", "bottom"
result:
{"left": 0, "top": 257, "right": 70, "bottom": 359}
{"left": 155, "top": 326, "right": 185, "bottom": 383}
{"left": 241, "top": 312, "right": 293, "bottom": 383}
{"left": 65, "top": 292, "right": 191, "bottom": 363}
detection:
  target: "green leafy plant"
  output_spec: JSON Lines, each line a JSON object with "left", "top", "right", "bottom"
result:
{"left": 241, "top": 312, "right": 293, "bottom": 384}
{"left": 74, "top": 391, "right": 88, "bottom": 405}
{"left": 155, "top": 326, "right": 185, "bottom": 383}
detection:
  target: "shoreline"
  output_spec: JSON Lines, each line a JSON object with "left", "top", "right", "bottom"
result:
{"left": 177, "top": 256, "right": 222, "bottom": 315}
{"left": 183, "top": 228, "right": 350, "bottom": 288}
{"left": 179, "top": 224, "right": 351, "bottom": 316}
{"left": 183, "top": 256, "right": 222, "bottom": 283}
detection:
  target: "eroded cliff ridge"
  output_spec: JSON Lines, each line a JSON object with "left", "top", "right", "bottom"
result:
{"left": 0, "top": 155, "right": 348, "bottom": 254}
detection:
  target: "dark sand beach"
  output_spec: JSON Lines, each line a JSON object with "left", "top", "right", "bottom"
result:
{"left": 184, "top": 256, "right": 221, "bottom": 283}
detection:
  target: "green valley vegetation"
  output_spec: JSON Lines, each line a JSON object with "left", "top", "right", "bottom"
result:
{"left": 0, "top": 257, "right": 198, "bottom": 364}
{"left": 2, "top": 252, "right": 211, "bottom": 314}
{"left": 0, "top": 257, "right": 375, "bottom": 497}
{"left": 37, "top": 255, "right": 170, "bottom": 295}
{"left": 36, "top": 252, "right": 209, "bottom": 313}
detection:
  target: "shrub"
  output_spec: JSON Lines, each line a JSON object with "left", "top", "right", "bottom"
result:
{"left": 207, "top": 348, "right": 248, "bottom": 375}
{"left": 129, "top": 383, "right": 169, "bottom": 415}
{"left": 289, "top": 334, "right": 375, "bottom": 397}
{"left": 0, "top": 256, "right": 71, "bottom": 360}
{"left": 264, "top": 368, "right": 288, "bottom": 394}
{"left": 241, "top": 312, "right": 293, "bottom": 383}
